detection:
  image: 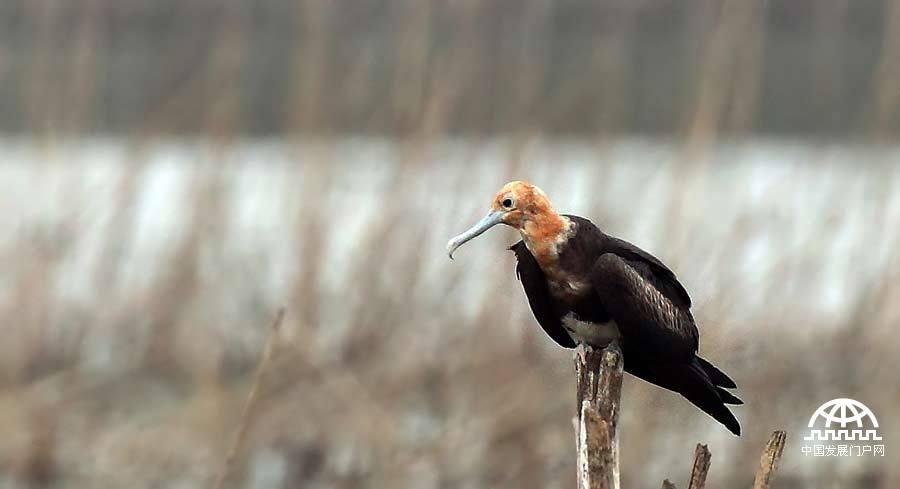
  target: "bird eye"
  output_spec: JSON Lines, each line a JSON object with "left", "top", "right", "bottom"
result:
{"left": 502, "top": 198, "right": 514, "bottom": 209}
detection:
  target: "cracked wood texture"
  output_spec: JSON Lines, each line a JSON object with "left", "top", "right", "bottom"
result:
{"left": 660, "top": 430, "right": 786, "bottom": 489}
{"left": 687, "top": 444, "right": 711, "bottom": 489}
{"left": 574, "top": 341, "right": 623, "bottom": 489}
{"left": 753, "top": 430, "right": 787, "bottom": 489}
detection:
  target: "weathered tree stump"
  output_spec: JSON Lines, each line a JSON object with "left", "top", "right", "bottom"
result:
{"left": 574, "top": 341, "right": 624, "bottom": 489}
{"left": 687, "top": 444, "right": 711, "bottom": 489}
{"left": 658, "top": 431, "right": 787, "bottom": 489}
{"left": 573, "top": 340, "right": 787, "bottom": 489}
{"left": 752, "top": 430, "right": 787, "bottom": 489}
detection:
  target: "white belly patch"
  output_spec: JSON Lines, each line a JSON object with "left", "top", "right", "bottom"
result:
{"left": 561, "top": 313, "right": 621, "bottom": 346}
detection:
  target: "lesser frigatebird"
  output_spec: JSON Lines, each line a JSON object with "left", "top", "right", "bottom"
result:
{"left": 447, "top": 181, "right": 742, "bottom": 435}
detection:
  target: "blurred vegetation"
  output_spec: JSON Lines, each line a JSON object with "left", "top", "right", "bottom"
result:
{"left": 1, "top": 156, "right": 898, "bottom": 488}
{"left": 1, "top": 1, "right": 899, "bottom": 489}
{"left": 2, "top": 0, "right": 900, "bottom": 138}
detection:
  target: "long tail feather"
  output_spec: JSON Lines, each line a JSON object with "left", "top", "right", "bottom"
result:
{"left": 679, "top": 360, "right": 741, "bottom": 435}
{"left": 623, "top": 352, "right": 742, "bottom": 435}
{"left": 696, "top": 355, "right": 737, "bottom": 388}
{"left": 716, "top": 387, "right": 744, "bottom": 405}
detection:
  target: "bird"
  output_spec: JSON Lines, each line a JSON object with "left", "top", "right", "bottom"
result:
{"left": 447, "top": 181, "right": 742, "bottom": 435}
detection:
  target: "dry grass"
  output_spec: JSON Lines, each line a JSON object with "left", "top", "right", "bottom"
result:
{"left": 0, "top": 153, "right": 897, "bottom": 489}
{"left": 1, "top": 1, "right": 899, "bottom": 489}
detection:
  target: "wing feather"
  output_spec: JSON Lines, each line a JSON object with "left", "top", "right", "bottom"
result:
{"left": 591, "top": 253, "right": 698, "bottom": 359}
{"left": 604, "top": 236, "right": 692, "bottom": 308}
{"left": 510, "top": 241, "right": 576, "bottom": 348}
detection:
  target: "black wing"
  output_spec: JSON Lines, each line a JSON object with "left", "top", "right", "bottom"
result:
{"left": 509, "top": 241, "right": 576, "bottom": 348}
{"left": 591, "top": 252, "right": 698, "bottom": 359}
{"left": 603, "top": 236, "right": 692, "bottom": 308}
{"left": 573, "top": 224, "right": 740, "bottom": 434}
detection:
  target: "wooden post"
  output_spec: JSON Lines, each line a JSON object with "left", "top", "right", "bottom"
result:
{"left": 752, "top": 431, "right": 787, "bottom": 489}
{"left": 686, "top": 444, "right": 711, "bottom": 489}
{"left": 575, "top": 341, "right": 624, "bottom": 489}
{"left": 662, "top": 430, "right": 786, "bottom": 489}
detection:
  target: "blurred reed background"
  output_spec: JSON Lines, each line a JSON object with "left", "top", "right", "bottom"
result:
{"left": 1, "top": 1, "right": 899, "bottom": 488}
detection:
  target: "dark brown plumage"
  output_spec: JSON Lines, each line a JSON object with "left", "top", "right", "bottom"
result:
{"left": 511, "top": 215, "right": 741, "bottom": 435}
{"left": 448, "top": 181, "right": 742, "bottom": 435}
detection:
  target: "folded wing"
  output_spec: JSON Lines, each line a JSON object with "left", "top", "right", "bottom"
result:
{"left": 510, "top": 241, "right": 576, "bottom": 348}
{"left": 591, "top": 252, "right": 698, "bottom": 361}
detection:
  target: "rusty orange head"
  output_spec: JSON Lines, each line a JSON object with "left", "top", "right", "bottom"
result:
{"left": 447, "top": 181, "right": 564, "bottom": 259}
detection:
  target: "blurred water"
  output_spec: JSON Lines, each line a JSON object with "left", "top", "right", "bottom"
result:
{"left": 0, "top": 137, "right": 897, "bottom": 488}
{"left": 3, "top": 138, "right": 898, "bottom": 333}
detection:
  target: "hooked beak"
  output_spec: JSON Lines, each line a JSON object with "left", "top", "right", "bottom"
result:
{"left": 446, "top": 210, "right": 505, "bottom": 259}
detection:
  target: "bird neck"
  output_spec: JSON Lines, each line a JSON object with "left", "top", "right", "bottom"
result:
{"left": 521, "top": 212, "right": 574, "bottom": 262}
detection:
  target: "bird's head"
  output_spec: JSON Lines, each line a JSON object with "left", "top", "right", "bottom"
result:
{"left": 447, "top": 181, "right": 570, "bottom": 259}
